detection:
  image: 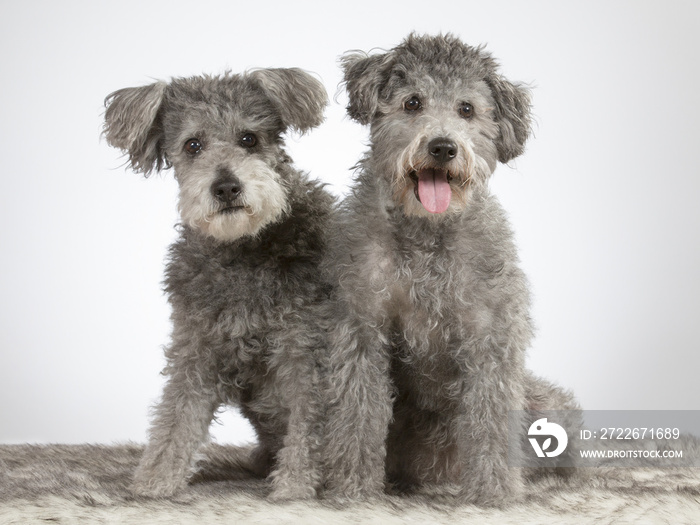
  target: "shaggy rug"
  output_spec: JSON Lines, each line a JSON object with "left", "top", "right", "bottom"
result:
{"left": 1, "top": 443, "right": 699, "bottom": 524}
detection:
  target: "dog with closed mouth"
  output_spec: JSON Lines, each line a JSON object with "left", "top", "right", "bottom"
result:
{"left": 103, "top": 68, "right": 333, "bottom": 501}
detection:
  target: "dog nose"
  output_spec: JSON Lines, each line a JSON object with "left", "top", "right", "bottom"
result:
{"left": 211, "top": 176, "right": 242, "bottom": 204}
{"left": 428, "top": 138, "right": 458, "bottom": 163}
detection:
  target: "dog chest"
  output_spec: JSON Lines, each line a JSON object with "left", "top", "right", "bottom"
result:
{"left": 166, "top": 237, "right": 324, "bottom": 346}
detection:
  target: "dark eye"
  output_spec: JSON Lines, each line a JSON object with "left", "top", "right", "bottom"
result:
{"left": 241, "top": 133, "right": 257, "bottom": 148}
{"left": 184, "top": 138, "right": 202, "bottom": 155}
{"left": 459, "top": 102, "right": 474, "bottom": 119}
{"left": 403, "top": 96, "right": 422, "bottom": 112}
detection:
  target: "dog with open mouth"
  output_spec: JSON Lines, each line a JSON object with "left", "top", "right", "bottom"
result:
{"left": 322, "top": 34, "right": 578, "bottom": 506}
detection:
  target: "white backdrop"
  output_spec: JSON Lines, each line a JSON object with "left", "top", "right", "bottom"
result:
{"left": 1, "top": 0, "right": 698, "bottom": 444}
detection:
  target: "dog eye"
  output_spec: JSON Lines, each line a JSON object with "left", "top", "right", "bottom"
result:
{"left": 403, "top": 96, "right": 422, "bottom": 112}
{"left": 459, "top": 103, "right": 474, "bottom": 119}
{"left": 184, "top": 138, "right": 202, "bottom": 155}
{"left": 240, "top": 133, "right": 257, "bottom": 148}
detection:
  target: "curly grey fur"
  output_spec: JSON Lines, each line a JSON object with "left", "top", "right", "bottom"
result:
{"left": 103, "top": 69, "right": 333, "bottom": 501}
{"left": 322, "top": 34, "right": 578, "bottom": 506}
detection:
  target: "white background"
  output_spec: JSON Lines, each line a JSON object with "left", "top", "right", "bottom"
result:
{"left": 1, "top": 0, "right": 698, "bottom": 444}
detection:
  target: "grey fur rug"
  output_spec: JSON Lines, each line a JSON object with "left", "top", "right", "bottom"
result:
{"left": 1, "top": 443, "right": 699, "bottom": 524}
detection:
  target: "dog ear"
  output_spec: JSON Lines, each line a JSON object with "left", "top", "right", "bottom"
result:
{"left": 249, "top": 68, "right": 328, "bottom": 133}
{"left": 485, "top": 75, "right": 532, "bottom": 164}
{"left": 341, "top": 52, "right": 393, "bottom": 125}
{"left": 103, "top": 81, "right": 168, "bottom": 176}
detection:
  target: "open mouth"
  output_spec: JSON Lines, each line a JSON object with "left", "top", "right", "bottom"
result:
{"left": 409, "top": 168, "right": 453, "bottom": 214}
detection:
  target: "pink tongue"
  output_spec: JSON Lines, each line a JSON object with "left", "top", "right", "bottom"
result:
{"left": 417, "top": 169, "right": 452, "bottom": 214}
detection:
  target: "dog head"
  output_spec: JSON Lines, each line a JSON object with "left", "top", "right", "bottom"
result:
{"left": 103, "top": 69, "right": 327, "bottom": 242}
{"left": 341, "top": 33, "right": 531, "bottom": 217}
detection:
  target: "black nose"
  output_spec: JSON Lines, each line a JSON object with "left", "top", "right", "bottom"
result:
{"left": 211, "top": 176, "right": 242, "bottom": 204}
{"left": 428, "top": 138, "right": 458, "bottom": 163}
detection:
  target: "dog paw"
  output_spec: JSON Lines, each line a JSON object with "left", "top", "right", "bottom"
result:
{"left": 324, "top": 484, "right": 386, "bottom": 503}
{"left": 268, "top": 482, "right": 317, "bottom": 502}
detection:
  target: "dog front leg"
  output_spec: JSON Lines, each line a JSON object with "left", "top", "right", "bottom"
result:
{"left": 132, "top": 357, "right": 219, "bottom": 497}
{"left": 267, "top": 344, "right": 324, "bottom": 501}
{"left": 454, "top": 351, "right": 526, "bottom": 507}
{"left": 323, "top": 317, "right": 393, "bottom": 500}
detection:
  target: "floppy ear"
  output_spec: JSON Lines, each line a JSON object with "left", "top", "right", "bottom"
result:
{"left": 485, "top": 74, "right": 532, "bottom": 164}
{"left": 249, "top": 68, "right": 328, "bottom": 133}
{"left": 340, "top": 52, "right": 393, "bottom": 125}
{"left": 103, "top": 81, "right": 168, "bottom": 175}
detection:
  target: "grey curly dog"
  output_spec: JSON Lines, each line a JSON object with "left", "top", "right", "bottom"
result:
{"left": 322, "top": 34, "right": 578, "bottom": 506}
{"left": 103, "top": 68, "right": 333, "bottom": 501}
